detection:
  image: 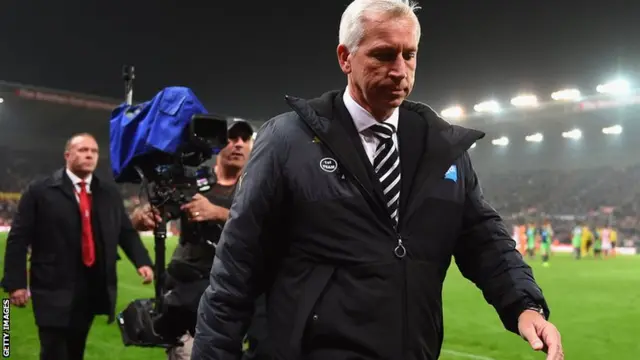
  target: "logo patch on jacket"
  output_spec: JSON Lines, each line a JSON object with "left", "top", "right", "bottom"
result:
{"left": 319, "top": 157, "right": 338, "bottom": 173}
{"left": 444, "top": 165, "right": 457, "bottom": 182}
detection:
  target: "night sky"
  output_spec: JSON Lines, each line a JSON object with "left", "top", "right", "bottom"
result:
{"left": 1, "top": 0, "right": 639, "bottom": 121}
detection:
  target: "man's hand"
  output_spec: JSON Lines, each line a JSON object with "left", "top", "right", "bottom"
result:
{"left": 518, "top": 310, "right": 564, "bottom": 360}
{"left": 181, "top": 194, "right": 228, "bottom": 222}
{"left": 131, "top": 204, "right": 162, "bottom": 231}
{"left": 137, "top": 266, "right": 154, "bottom": 284}
{"left": 9, "top": 289, "right": 30, "bottom": 307}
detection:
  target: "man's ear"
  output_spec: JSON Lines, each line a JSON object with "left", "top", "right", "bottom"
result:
{"left": 337, "top": 44, "right": 352, "bottom": 74}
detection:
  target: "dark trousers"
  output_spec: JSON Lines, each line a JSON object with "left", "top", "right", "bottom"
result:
{"left": 38, "top": 317, "right": 94, "bottom": 360}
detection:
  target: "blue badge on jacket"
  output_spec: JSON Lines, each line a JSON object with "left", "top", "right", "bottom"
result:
{"left": 444, "top": 165, "right": 457, "bottom": 182}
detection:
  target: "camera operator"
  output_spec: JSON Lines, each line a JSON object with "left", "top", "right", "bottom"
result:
{"left": 131, "top": 120, "right": 260, "bottom": 360}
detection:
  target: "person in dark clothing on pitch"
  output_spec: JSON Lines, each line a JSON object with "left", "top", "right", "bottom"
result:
{"left": 191, "top": 1, "right": 564, "bottom": 360}
{"left": 131, "top": 119, "right": 269, "bottom": 360}
{"left": 3, "top": 133, "right": 154, "bottom": 360}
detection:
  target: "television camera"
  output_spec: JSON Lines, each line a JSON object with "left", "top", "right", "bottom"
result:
{"left": 110, "top": 65, "right": 230, "bottom": 348}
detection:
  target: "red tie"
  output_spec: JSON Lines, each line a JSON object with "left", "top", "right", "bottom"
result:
{"left": 77, "top": 181, "right": 95, "bottom": 267}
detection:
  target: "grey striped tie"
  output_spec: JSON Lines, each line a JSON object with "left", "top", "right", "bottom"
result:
{"left": 370, "top": 123, "right": 401, "bottom": 225}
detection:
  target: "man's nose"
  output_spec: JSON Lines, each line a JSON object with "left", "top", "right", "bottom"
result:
{"left": 389, "top": 56, "right": 407, "bottom": 81}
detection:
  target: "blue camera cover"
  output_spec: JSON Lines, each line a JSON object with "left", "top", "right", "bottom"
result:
{"left": 109, "top": 86, "right": 208, "bottom": 183}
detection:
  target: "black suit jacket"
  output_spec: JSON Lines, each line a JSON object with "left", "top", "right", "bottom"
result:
{"left": 193, "top": 90, "right": 549, "bottom": 360}
{"left": 2, "top": 168, "right": 153, "bottom": 327}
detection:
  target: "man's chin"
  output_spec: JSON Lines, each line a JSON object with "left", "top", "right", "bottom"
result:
{"left": 386, "top": 96, "right": 405, "bottom": 108}
{"left": 383, "top": 91, "right": 406, "bottom": 105}
{"left": 391, "top": 97, "right": 404, "bottom": 106}
{"left": 224, "top": 160, "right": 244, "bottom": 169}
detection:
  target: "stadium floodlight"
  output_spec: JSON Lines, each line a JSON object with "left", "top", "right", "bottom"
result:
{"left": 562, "top": 128, "right": 582, "bottom": 139}
{"left": 510, "top": 94, "right": 538, "bottom": 107}
{"left": 596, "top": 79, "right": 631, "bottom": 95}
{"left": 491, "top": 136, "right": 509, "bottom": 146}
{"left": 0, "top": 97, "right": 4, "bottom": 103}
{"left": 551, "top": 88, "right": 581, "bottom": 101}
{"left": 470, "top": 142, "right": 476, "bottom": 149}
{"left": 441, "top": 105, "right": 464, "bottom": 119}
{"left": 602, "top": 125, "right": 623, "bottom": 135}
{"left": 525, "top": 132, "right": 544, "bottom": 142}
{"left": 473, "top": 100, "right": 501, "bottom": 113}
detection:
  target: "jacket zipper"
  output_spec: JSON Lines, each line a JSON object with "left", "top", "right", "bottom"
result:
{"left": 394, "top": 236, "right": 406, "bottom": 258}
{"left": 343, "top": 131, "right": 477, "bottom": 259}
{"left": 346, "top": 170, "right": 405, "bottom": 258}
{"left": 401, "top": 256, "right": 408, "bottom": 359}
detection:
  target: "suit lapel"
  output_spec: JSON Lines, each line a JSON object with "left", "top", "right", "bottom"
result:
{"left": 285, "top": 92, "right": 389, "bottom": 218}
{"left": 54, "top": 169, "right": 80, "bottom": 205}
{"left": 333, "top": 95, "right": 388, "bottom": 210}
{"left": 397, "top": 108, "right": 427, "bottom": 217}
{"left": 50, "top": 169, "right": 82, "bottom": 248}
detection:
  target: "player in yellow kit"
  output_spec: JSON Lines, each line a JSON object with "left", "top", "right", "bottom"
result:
{"left": 580, "top": 224, "right": 595, "bottom": 257}
{"left": 610, "top": 227, "right": 618, "bottom": 257}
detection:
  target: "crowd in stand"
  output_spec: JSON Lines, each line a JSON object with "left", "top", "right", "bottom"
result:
{"left": 1, "top": 146, "right": 639, "bottom": 243}
{"left": 477, "top": 165, "right": 640, "bottom": 242}
{"left": 480, "top": 165, "right": 640, "bottom": 217}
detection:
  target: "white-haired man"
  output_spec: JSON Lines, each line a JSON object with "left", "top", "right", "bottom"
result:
{"left": 192, "top": 1, "right": 563, "bottom": 359}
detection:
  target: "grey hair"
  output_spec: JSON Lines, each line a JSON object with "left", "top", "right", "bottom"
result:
{"left": 339, "top": 0, "right": 421, "bottom": 53}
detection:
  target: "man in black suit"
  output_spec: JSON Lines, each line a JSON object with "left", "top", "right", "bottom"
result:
{"left": 192, "top": 1, "right": 564, "bottom": 360}
{"left": 3, "top": 133, "right": 154, "bottom": 360}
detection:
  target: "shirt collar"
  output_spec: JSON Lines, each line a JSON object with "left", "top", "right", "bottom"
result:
{"left": 343, "top": 87, "right": 399, "bottom": 133}
{"left": 65, "top": 168, "right": 92, "bottom": 188}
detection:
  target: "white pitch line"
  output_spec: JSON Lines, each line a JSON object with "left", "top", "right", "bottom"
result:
{"left": 442, "top": 349, "right": 497, "bottom": 360}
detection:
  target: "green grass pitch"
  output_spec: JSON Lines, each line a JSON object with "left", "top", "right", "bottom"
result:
{"left": 1, "top": 233, "right": 639, "bottom": 359}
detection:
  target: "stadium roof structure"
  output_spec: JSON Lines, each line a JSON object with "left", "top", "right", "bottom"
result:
{"left": 438, "top": 79, "right": 636, "bottom": 124}
{"left": 1, "top": 79, "right": 638, "bottom": 174}
{"left": 423, "top": 80, "right": 640, "bottom": 174}
{"left": 454, "top": 90, "right": 640, "bottom": 127}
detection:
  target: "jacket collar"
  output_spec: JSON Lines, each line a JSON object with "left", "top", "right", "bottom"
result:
{"left": 285, "top": 89, "right": 484, "bottom": 151}
{"left": 50, "top": 168, "right": 103, "bottom": 200}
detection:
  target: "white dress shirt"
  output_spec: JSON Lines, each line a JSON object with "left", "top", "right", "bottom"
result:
{"left": 66, "top": 168, "right": 92, "bottom": 202}
{"left": 342, "top": 88, "right": 400, "bottom": 165}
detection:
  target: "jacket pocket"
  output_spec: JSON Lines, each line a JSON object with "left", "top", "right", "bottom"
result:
{"left": 423, "top": 178, "right": 464, "bottom": 204}
{"left": 289, "top": 265, "right": 335, "bottom": 355}
{"left": 301, "top": 263, "right": 403, "bottom": 359}
{"left": 30, "top": 262, "right": 57, "bottom": 290}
